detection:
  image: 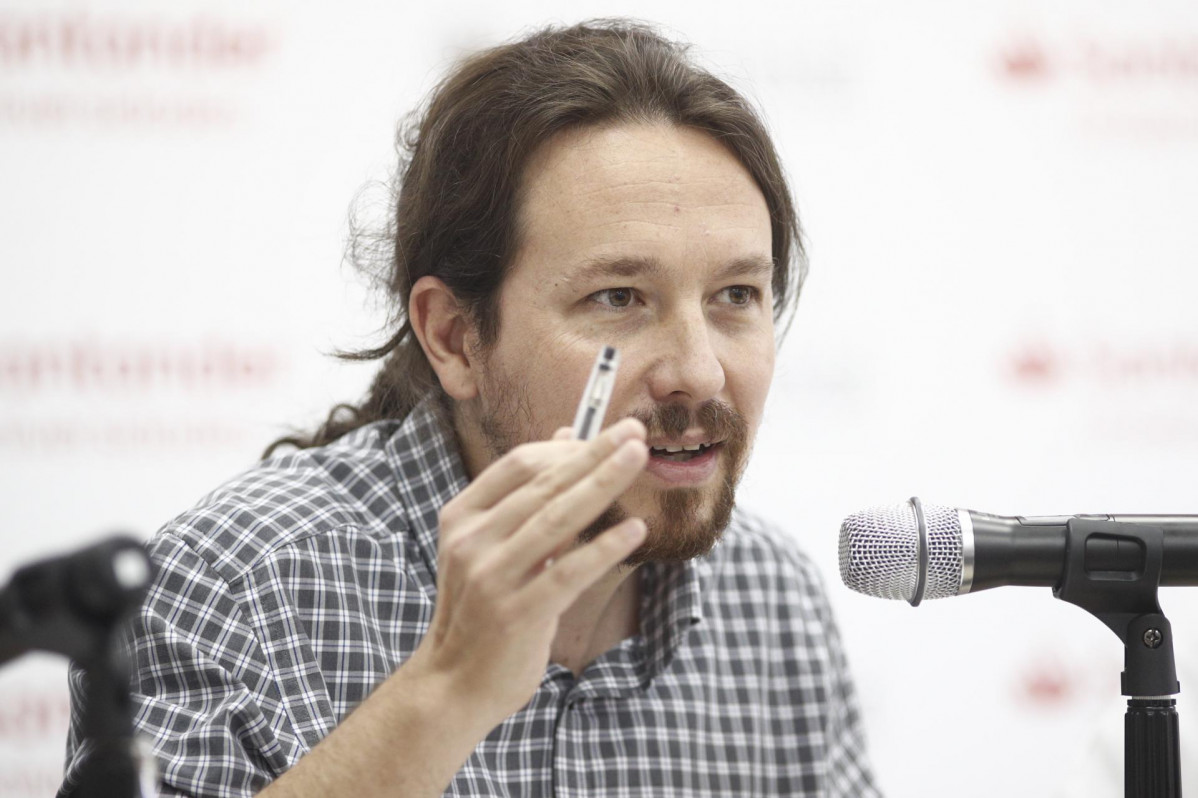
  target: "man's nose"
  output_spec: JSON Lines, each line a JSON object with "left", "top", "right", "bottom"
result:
{"left": 644, "top": 311, "right": 725, "bottom": 404}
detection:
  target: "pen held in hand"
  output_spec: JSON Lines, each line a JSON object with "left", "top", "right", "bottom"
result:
{"left": 571, "top": 346, "right": 619, "bottom": 441}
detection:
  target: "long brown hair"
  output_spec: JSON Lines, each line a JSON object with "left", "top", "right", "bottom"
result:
{"left": 267, "top": 19, "right": 805, "bottom": 456}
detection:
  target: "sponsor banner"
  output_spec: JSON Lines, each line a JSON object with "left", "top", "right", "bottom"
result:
{"left": 0, "top": 8, "right": 277, "bottom": 130}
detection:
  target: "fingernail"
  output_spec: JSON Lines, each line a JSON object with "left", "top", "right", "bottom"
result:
{"left": 615, "top": 440, "right": 645, "bottom": 465}
{"left": 612, "top": 417, "right": 645, "bottom": 441}
{"left": 621, "top": 519, "right": 646, "bottom": 540}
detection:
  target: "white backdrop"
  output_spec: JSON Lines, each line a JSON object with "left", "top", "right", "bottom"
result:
{"left": 2, "top": 0, "right": 1196, "bottom": 795}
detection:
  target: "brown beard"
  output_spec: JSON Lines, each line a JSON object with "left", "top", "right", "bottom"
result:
{"left": 468, "top": 364, "right": 750, "bottom": 566}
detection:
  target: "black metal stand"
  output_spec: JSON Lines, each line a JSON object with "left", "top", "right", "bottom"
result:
{"left": 1054, "top": 519, "right": 1182, "bottom": 798}
{"left": 71, "top": 654, "right": 155, "bottom": 798}
{"left": 1127, "top": 699, "right": 1182, "bottom": 797}
{"left": 0, "top": 536, "right": 155, "bottom": 798}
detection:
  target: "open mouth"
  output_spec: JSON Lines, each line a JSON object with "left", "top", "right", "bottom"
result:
{"left": 648, "top": 442, "right": 717, "bottom": 462}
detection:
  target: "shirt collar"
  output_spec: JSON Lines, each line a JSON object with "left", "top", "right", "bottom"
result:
{"left": 384, "top": 395, "right": 469, "bottom": 587}
{"left": 637, "top": 552, "right": 713, "bottom": 684}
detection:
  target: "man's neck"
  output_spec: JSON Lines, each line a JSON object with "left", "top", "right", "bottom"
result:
{"left": 550, "top": 562, "right": 641, "bottom": 677}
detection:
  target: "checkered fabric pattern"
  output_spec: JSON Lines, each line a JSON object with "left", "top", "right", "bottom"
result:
{"left": 61, "top": 399, "right": 880, "bottom": 797}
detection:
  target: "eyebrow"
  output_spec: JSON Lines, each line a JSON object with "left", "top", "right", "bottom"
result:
{"left": 715, "top": 255, "right": 775, "bottom": 281}
{"left": 569, "top": 254, "right": 774, "bottom": 283}
{"left": 570, "top": 255, "right": 663, "bottom": 283}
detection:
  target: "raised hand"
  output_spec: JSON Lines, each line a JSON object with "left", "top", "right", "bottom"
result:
{"left": 404, "top": 417, "right": 649, "bottom": 723}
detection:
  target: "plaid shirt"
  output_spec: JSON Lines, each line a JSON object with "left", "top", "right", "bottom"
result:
{"left": 62, "top": 399, "right": 880, "bottom": 797}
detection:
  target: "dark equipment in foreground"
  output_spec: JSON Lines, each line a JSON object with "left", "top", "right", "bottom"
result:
{"left": 0, "top": 536, "right": 155, "bottom": 798}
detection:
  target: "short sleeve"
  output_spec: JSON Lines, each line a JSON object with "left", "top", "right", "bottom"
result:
{"left": 820, "top": 603, "right": 882, "bottom": 797}
{"left": 803, "top": 563, "right": 883, "bottom": 798}
{"left": 61, "top": 534, "right": 305, "bottom": 798}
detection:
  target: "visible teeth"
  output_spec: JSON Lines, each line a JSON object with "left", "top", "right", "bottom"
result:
{"left": 650, "top": 443, "right": 710, "bottom": 453}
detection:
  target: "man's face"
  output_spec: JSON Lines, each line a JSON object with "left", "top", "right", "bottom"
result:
{"left": 459, "top": 122, "right": 776, "bottom": 564}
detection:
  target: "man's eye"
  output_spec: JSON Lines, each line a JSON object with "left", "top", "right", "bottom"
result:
{"left": 722, "top": 286, "right": 757, "bottom": 305}
{"left": 592, "top": 288, "right": 635, "bottom": 308}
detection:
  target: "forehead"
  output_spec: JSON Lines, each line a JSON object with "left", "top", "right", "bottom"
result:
{"left": 510, "top": 122, "right": 773, "bottom": 284}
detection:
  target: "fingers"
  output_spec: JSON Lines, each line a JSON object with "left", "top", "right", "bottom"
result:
{"left": 448, "top": 421, "right": 641, "bottom": 515}
{"left": 479, "top": 419, "right": 645, "bottom": 544}
{"left": 448, "top": 439, "right": 577, "bottom": 514}
{"left": 524, "top": 517, "right": 647, "bottom": 616}
{"left": 497, "top": 436, "right": 648, "bottom": 575}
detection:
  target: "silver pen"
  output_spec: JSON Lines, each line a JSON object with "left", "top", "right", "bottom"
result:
{"left": 571, "top": 346, "right": 619, "bottom": 440}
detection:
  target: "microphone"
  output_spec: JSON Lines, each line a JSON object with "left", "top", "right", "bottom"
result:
{"left": 0, "top": 536, "right": 152, "bottom": 666}
{"left": 839, "top": 498, "right": 1198, "bottom": 606}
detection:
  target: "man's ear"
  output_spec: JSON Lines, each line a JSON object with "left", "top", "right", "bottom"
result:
{"left": 408, "top": 276, "right": 481, "bottom": 401}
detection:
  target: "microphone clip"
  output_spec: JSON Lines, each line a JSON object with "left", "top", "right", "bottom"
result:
{"left": 1053, "top": 518, "right": 1182, "bottom": 797}
{"left": 1052, "top": 518, "right": 1178, "bottom": 698}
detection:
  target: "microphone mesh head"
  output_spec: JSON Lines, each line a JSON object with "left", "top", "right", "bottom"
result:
{"left": 838, "top": 500, "right": 966, "bottom": 601}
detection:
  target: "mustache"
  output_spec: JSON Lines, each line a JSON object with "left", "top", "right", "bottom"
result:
{"left": 626, "top": 399, "right": 746, "bottom": 443}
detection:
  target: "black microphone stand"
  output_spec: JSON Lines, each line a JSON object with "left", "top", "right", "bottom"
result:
{"left": 1054, "top": 519, "right": 1182, "bottom": 798}
{"left": 0, "top": 536, "right": 155, "bottom": 798}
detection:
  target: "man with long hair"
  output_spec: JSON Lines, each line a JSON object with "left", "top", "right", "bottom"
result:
{"left": 63, "top": 21, "right": 880, "bottom": 797}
